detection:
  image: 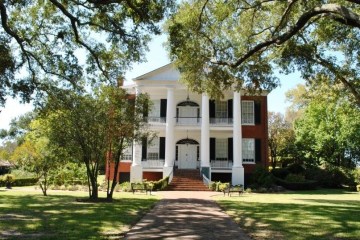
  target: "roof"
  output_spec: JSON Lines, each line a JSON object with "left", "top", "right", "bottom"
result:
{"left": 0, "top": 160, "right": 14, "bottom": 167}
{"left": 133, "top": 63, "right": 180, "bottom": 82}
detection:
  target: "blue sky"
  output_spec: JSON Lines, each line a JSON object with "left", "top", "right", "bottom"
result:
{"left": 0, "top": 35, "right": 304, "bottom": 131}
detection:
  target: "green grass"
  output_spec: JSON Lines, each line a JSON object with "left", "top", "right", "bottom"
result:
{"left": 0, "top": 187, "right": 159, "bottom": 239}
{"left": 215, "top": 189, "right": 360, "bottom": 240}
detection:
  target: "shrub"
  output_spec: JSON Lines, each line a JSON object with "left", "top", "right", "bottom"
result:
{"left": 352, "top": 168, "right": 360, "bottom": 185}
{"left": 275, "top": 177, "right": 317, "bottom": 190}
{"left": 357, "top": 185, "right": 360, "bottom": 192}
{"left": 209, "top": 181, "right": 216, "bottom": 191}
{"left": 251, "top": 166, "right": 274, "bottom": 188}
{"left": 245, "top": 188, "right": 252, "bottom": 193}
{"left": 0, "top": 176, "right": 38, "bottom": 187}
{"left": 287, "top": 163, "right": 306, "bottom": 174}
{"left": 218, "top": 182, "right": 230, "bottom": 192}
{"left": 271, "top": 168, "right": 290, "bottom": 179}
{"left": 285, "top": 174, "right": 306, "bottom": 183}
{"left": 145, "top": 176, "right": 169, "bottom": 191}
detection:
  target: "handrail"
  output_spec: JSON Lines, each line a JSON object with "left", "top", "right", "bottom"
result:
{"left": 202, "top": 174, "right": 211, "bottom": 188}
{"left": 165, "top": 160, "right": 176, "bottom": 184}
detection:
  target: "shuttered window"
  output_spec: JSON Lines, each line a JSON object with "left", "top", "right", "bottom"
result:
{"left": 147, "top": 137, "right": 159, "bottom": 160}
{"left": 242, "top": 101, "right": 254, "bottom": 125}
{"left": 242, "top": 138, "right": 255, "bottom": 163}
{"left": 216, "top": 138, "right": 228, "bottom": 160}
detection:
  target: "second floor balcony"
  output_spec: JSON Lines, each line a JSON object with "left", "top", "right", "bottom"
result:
{"left": 146, "top": 117, "right": 233, "bottom": 127}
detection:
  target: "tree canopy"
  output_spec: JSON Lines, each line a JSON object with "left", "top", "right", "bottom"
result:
{"left": 167, "top": 0, "right": 360, "bottom": 104}
{"left": 0, "top": 0, "right": 174, "bottom": 106}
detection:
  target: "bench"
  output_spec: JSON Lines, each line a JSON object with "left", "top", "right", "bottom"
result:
{"left": 131, "top": 182, "right": 152, "bottom": 195}
{"left": 223, "top": 185, "right": 244, "bottom": 196}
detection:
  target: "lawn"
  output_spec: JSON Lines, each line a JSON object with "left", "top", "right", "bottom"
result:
{"left": 215, "top": 189, "right": 360, "bottom": 240}
{"left": 0, "top": 187, "right": 159, "bottom": 239}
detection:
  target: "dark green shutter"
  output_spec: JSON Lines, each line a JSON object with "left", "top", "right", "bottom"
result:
{"left": 159, "top": 137, "right": 166, "bottom": 159}
{"left": 255, "top": 101, "right": 261, "bottom": 125}
{"left": 209, "top": 100, "right": 215, "bottom": 118}
{"left": 228, "top": 138, "right": 233, "bottom": 161}
{"left": 228, "top": 99, "right": 233, "bottom": 119}
{"left": 142, "top": 137, "right": 147, "bottom": 161}
{"left": 160, "top": 99, "right": 167, "bottom": 118}
{"left": 210, "top": 138, "right": 216, "bottom": 160}
{"left": 255, "top": 139, "right": 261, "bottom": 163}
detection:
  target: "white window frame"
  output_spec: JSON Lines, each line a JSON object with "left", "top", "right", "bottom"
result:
{"left": 242, "top": 138, "right": 255, "bottom": 163}
{"left": 216, "top": 138, "right": 228, "bottom": 160}
{"left": 242, "top": 101, "right": 255, "bottom": 125}
{"left": 147, "top": 137, "right": 159, "bottom": 160}
{"left": 149, "top": 99, "right": 160, "bottom": 117}
{"left": 215, "top": 101, "right": 228, "bottom": 118}
{"left": 121, "top": 143, "right": 133, "bottom": 161}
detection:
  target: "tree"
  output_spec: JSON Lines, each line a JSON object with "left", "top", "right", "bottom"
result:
{"left": 268, "top": 112, "right": 295, "bottom": 169}
{"left": 100, "top": 86, "right": 151, "bottom": 200}
{"left": 0, "top": 0, "right": 174, "bottom": 106}
{"left": 293, "top": 80, "right": 360, "bottom": 169}
{"left": 42, "top": 86, "right": 151, "bottom": 200}
{"left": 167, "top": 1, "right": 360, "bottom": 105}
{"left": 0, "top": 111, "right": 36, "bottom": 144}
{"left": 11, "top": 119, "right": 64, "bottom": 196}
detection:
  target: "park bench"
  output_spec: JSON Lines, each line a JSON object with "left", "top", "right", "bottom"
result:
{"left": 223, "top": 185, "right": 244, "bottom": 196}
{"left": 131, "top": 182, "right": 152, "bottom": 195}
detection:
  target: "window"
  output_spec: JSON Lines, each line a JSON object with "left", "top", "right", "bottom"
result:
{"left": 242, "top": 139, "right": 255, "bottom": 163}
{"left": 147, "top": 137, "right": 159, "bottom": 160}
{"left": 216, "top": 138, "right": 228, "bottom": 160}
{"left": 149, "top": 100, "right": 160, "bottom": 117}
{"left": 242, "top": 101, "right": 254, "bottom": 125}
{"left": 215, "top": 101, "right": 228, "bottom": 118}
{"left": 122, "top": 143, "right": 132, "bottom": 161}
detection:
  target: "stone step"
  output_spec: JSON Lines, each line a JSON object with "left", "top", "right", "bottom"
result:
{"left": 166, "top": 169, "right": 209, "bottom": 191}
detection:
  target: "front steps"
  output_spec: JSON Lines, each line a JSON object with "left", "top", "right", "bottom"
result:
{"left": 166, "top": 169, "right": 210, "bottom": 191}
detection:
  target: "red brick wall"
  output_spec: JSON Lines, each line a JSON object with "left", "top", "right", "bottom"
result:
{"left": 106, "top": 161, "right": 131, "bottom": 181}
{"left": 242, "top": 95, "right": 269, "bottom": 174}
{"left": 143, "top": 172, "right": 163, "bottom": 181}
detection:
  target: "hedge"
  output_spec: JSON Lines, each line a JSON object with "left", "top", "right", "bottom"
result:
{"left": 0, "top": 177, "right": 39, "bottom": 187}
{"left": 146, "top": 176, "right": 169, "bottom": 191}
{"left": 274, "top": 177, "right": 317, "bottom": 191}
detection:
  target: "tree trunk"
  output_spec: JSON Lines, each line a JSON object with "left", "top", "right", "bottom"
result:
{"left": 85, "top": 160, "right": 98, "bottom": 200}
{"left": 107, "top": 139, "right": 123, "bottom": 200}
{"left": 40, "top": 172, "right": 48, "bottom": 196}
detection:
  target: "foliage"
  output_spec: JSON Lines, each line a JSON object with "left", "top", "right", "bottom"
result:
{"left": 268, "top": 112, "right": 296, "bottom": 168}
{"left": 286, "top": 163, "right": 306, "bottom": 175}
{"left": 0, "top": 177, "right": 38, "bottom": 187}
{"left": 0, "top": 111, "right": 36, "bottom": 144}
{"left": 353, "top": 168, "right": 360, "bottom": 185}
{"left": 10, "top": 118, "right": 65, "bottom": 196}
{"left": 271, "top": 168, "right": 290, "bottom": 180}
{"left": 250, "top": 166, "right": 274, "bottom": 189}
{"left": 10, "top": 168, "right": 36, "bottom": 178}
{"left": 357, "top": 185, "right": 360, "bottom": 192}
{"left": 274, "top": 177, "right": 317, "bottom": 191}
{"left": 209, "top": 181, "right": 230, "bottom": 192}
{"left": 294, "top": 81, "right": 360, "bottom": 169}
{"left": 167, "top": 1, "right": 360, "bottom": 106}
{"left": 42, "top": 86, "right": 152, "bottom": 200}
{"left": 49, "top": 162, "right": 87, "bottom": 186}
{"left": 284, "top": 174, "right": 306, "bottom": 183}
{"left": 3, "top": 173, "right": 15, "bottom": 183}
{"left": 0, "top": 0, "right": 174, "bottom": 106}
{"left": 145, "top": 176, "right": 169, "bottom": 191}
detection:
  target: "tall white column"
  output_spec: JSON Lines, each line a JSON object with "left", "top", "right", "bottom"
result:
{"left": 232, "top": 91, "right": 244, "bottom": 185}
{"left": 164, "top": 87, "right": 176, "bottom": 177}
{"left": 201, "top": 94, "right": 210, "bottom": 177}
{"left": 131, "top": 86, "right": 143, "bottom": 182}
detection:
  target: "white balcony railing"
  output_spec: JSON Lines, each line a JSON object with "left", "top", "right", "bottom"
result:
{"left": 146, "top": 117, "right": 166, "bottom": 124}
{"left": 142, "top": 159, "right": 165, "bottom": 168}
{"left": 176, "top": 117, "right": 201, "bottom": 126}
{"left": 210, "top": 160, "right": 233, "bottom": 168}
{"left": 210, "top": 118, "right": 233, "bottom": 126}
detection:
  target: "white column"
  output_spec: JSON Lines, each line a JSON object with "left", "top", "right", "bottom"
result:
{"left": 131, "top": 87, "right": 143, "bottom": 182}
{"left": 201, "top": 94, "right": 210, "bottom": 177}
{"left": 164, "top": 87, "right": 176, "bottom": 177}
{"left": 232, "top": 91, "right": 244, "bottom": 185}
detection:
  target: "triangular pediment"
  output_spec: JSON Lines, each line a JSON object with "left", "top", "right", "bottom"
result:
{"left": 133, "top": 63, "right": 180, "bottom": 82}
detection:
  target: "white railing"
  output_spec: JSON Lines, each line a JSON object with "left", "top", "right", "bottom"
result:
{"left": 142, "top": 159, "right": 165, "bottom": 168}
{"left": 202, "top": 174, "right": 211, "bottom": 188}
{"left": 210, "top": 160, "right": 233, "bottom": 168}
{"left": 176, "top": 117, "right": 201, "bottom": 126}
{"left": 146, "top": 117, "right": 166, "bottom": 124}
{"left": 210, "top": 118, "right": 233, "bottom": 126}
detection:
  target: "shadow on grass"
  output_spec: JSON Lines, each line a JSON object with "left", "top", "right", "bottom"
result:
{"left": 0, "top": 193, "right": 158, "bottom": 240}
{"left": 218, "top": 198, "right": 360, "bottom": 240}
{"left": 282, "top": 188, "right": 355, "bottom": 195}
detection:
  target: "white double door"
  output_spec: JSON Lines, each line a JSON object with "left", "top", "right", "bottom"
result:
{"left": 178, "top": 144, "right": 198, "bottom": 169}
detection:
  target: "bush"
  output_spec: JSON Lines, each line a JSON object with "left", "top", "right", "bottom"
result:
{"left": 0, "top": 176, "right": 38, "bottom": 187}
{"left": 145, "top": 176, "right": 169, "bottom": 191}
{"left": 357, "top": 185, "right": 360, "bottom": 192}
{"left": 251, "top": 166, "right": 274, "bottom": 189}
{"left": 285, "top": 174, "right": 306, "bottom": 183}
{"left": 271, "top": 168, "right": 290, "bottom": 179}
{"left": 287, "top": 163, "right": 306, "bottom": 174}
{"left": 275, "top": 177, "right": 317, "bottom": 190}
{"left": 209, "top": 181, "right": 216, "bottom": 191}
{"left": 352, "top": 168, "right": 360, "bottom": 185}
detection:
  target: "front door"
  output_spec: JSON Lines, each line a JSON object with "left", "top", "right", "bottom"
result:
{"left": 178, "top": 145, "right": 197, "bottom": 169}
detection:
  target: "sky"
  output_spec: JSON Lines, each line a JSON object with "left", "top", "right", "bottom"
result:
{"left": 0, "top": 35, "right": 304, "bottom": 131}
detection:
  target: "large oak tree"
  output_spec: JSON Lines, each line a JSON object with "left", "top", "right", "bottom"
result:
{"left": 0, "top": 0, "right": 174, "bottom": 106}
{"left": 167, "top": 0, "right": 360, "bottom": 105}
